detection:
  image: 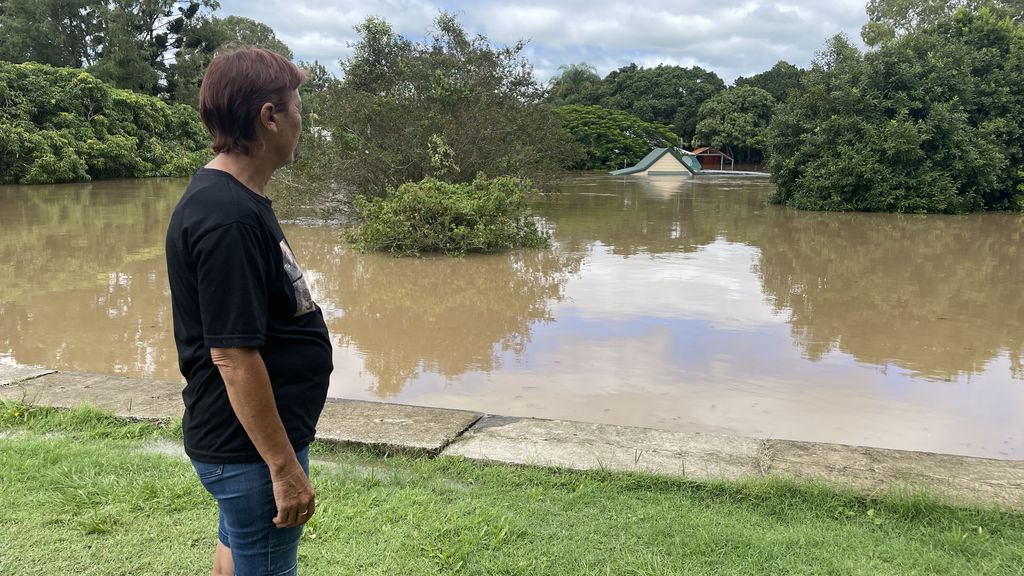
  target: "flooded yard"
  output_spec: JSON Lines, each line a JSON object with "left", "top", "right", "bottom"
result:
{"left": 1, "top": 174, "right": 1022, "bottom": 458}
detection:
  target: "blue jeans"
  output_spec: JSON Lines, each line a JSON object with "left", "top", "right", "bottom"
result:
{"left": 191, "top": 447, "right": 310, "bottom": 576}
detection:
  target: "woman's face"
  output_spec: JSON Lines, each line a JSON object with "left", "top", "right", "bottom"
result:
{"left": 267, "top": 89, "right": 303, "bottom": 167}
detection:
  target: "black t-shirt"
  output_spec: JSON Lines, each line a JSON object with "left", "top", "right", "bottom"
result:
{"left": 165, "top": 168, "right": 333, "bottom": 463}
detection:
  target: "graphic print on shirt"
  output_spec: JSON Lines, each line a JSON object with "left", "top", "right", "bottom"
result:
{"left": 279, "top": 239, "right": 316, "bottom": 317}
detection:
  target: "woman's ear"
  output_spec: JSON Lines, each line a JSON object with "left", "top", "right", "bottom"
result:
{"left": 260, "top": 102, "right": 278, "bottom": 133}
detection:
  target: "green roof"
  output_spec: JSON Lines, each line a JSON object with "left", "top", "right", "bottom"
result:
{"left": 610, "top": 148, "right": 701, "bottom": 176}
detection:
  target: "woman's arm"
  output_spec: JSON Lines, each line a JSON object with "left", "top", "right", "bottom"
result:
{"left": 210, "top": 346, "right": 316, "bottom": 528}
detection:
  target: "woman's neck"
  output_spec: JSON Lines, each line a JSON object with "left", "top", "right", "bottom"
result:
{"left": 205, "top": 152, "right": 276, "bottom": 196}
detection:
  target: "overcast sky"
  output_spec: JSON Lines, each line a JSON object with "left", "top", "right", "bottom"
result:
{"left": 217, "top": 0, "right": 870, "bottom": 84}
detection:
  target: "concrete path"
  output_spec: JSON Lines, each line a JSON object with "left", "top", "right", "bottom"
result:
{"left": 2, "top": 365, "right": 1022, "bottom": 510}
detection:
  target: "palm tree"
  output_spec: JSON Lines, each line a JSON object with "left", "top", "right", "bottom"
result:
{"left": 549, "top": 62, "right": 600, "bottom": 104}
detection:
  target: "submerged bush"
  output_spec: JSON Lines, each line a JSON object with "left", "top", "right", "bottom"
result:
{"left": 0, "top": 62, "right": 209, "bottom": 184}
{"left": 347, "top": 175, "right": 549, "bottom": 256}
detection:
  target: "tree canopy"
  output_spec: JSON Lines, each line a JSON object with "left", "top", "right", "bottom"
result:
{"left": 547, "top": 62, "right": 601, "bottom": 106}
{"left": 553, "top": 105, "right": 676, "bottom": 170}
{"left": 0, "top": 0, "right": 102, "bottom": 68}
{"left": 0, "top": 61, "right": 208, "bottom": 184}
{"left": 598, "top": 64, "right": 725, "bottom": 144}
{"left": 861, "top": 0, "right": 1024, "bottom": 44}
{"left": 0, "top": 1, "right": 293, "bottom": 106}
{"left": 733, "top": 61, "right": 806, "bottom": 103}
{"left": 767, "top": 9, "right": 1024, "bottom": 213}
{"left": 693, "top": 86, "right": 776, "bottom": 163}
{"left": 164, "top": 14, "right": 295, "bottom": 105}
{"left": 297, "top": 14, "right": 579, "bottom": 198}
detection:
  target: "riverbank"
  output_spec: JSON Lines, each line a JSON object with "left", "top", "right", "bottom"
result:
{"left": 2, "top": 365, "right": 1022, "bottom": 511}
{"left": 3, "top": 400, "right": 1023, "bottom": 575}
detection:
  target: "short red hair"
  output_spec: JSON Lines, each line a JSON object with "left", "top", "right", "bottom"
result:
{"left": 199, "top": 47, "right": 307, "bottom": 155}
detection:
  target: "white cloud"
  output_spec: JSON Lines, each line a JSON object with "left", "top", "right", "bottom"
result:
{"left": 217, "top": 0, "right": 870, "bottom": 82}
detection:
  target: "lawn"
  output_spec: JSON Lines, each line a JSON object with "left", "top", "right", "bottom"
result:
{"left": 1, "top": 402, "right": 1021, "bottom": 575}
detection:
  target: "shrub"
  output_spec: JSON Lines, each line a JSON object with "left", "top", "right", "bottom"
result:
{"left": 0, "top": 61, "right": 209, "bottom": 184}
{"left": 347, "top": 175, "right": 549, "bottom": 256}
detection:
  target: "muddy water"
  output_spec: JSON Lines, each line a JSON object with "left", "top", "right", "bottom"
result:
{"left": 1, "top": 174, "right": 1022, "bottom": 458}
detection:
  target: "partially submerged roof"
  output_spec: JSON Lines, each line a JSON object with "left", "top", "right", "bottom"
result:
{"left": 610, "top": 147, "right": 701, "bottom": 176}
{"left": 692, "top": 146, "right": 734, "bottom": 161}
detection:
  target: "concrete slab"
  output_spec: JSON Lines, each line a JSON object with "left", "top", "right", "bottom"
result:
{"left": 0, "top": 364, "right": 55, "bottom": 387}
{"left": 0, "top": 371, "right": 182, "bottom": 420}
{"left": 443, "top": 416, "right": 765, "bottom": 480}
{"left": 766, "top": 440, "right": 1024, "bottom": 510}
{"left": 316, "top": 399, "right": 481, "bottom": 456}
{"left": 3, "top": 368, "right": 1022, "bottom": 510}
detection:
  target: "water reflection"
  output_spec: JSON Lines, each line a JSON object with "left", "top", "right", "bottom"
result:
{"left": 0, "top": 180, "right": 178, "bottom": 379}
{"left": 540, "top": 175, "right": 771, "bottom": 256}
{"left": 749, "top": 210, "right": 1024, "bottom": 382}
{"left": 542, "top": 173, "right": 1024, "bottom": 383}
{"left": 1, "top": 176, "right": 1022, "bottom": 457}
{"left": 284, "top": 225, "right": 582, "bottom": 396}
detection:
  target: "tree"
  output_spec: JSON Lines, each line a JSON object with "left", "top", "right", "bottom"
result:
{"left": 767, "top": 10, "right": 1024, "bottom": 213}
{"left": 597, "top": 64, "right": 725, "bottom": 144}
{"left": 214, "top": 15, "right": 292, "bottom": 58}
{"left": 861, "top": 0, "right": 1024, "bottom": 45}
{"left": 165, "top": 14, "right": 294, "bottom": 106}
{"left": 547, "top": 62, "right": 601, "bottom": 105}
{"left": 553, "top": 105, "right": 676, "bottom": 170}
{"left": 734, "top": 61, "right": 805, "bottom": 103}
{"left": 0, "top": 0, "right": 103, "bottom": 67}
{"left": 0, "top": 1, "right": 298, "bottom": 106}
{"left": 89, "top": 0, "right": 218, "bottom": 95}
{"left": 693, "top": 86, "right": 776, "bottom": 163}
{"left": 0, "top": 61, "right": 209, "bottom": 184}
{"left": 297, "top": 14, "right": 580, "bottom": 198}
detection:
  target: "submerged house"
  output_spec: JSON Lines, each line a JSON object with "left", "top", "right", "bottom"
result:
{"left": 610, "top": 148, "right": 702, "bottom": 176}
{"left": 692, "top": 146, "right": 734, "bottom": 171}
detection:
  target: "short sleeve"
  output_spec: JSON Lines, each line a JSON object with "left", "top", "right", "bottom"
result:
{"left": 193, "top": 222, "right": 270, "bottom": 348}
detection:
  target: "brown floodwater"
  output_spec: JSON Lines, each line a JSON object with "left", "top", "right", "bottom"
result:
{"left": 1, "top": 174, "right": 1022, "bottom": 459}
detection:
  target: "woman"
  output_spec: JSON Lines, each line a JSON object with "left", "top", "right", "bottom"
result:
{"left": 165, "top": 47, "right": 333, "bottom": 576}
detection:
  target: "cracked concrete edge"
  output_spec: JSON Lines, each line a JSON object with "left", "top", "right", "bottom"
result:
{"left": 443, "top": 416, "right": 1024, "bottom": 510}
{"left": 444, "top": 415, "right": 768, "bottom": 481}
{"left": 0, "top": 365, "right": 56, "bottom": 388}
{"left": 314, "top": 398, "right": 483, "bottom": 457}
{"left": 754, "top": 438, "right": 1024, "bottom": 510}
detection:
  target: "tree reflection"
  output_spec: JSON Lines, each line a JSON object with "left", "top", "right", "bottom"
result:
{"left": 286, "top": 226, "right": 583, "bottom": 396}
{"left": 535, "top": 174, "right": 1024, "bottom": 382}
{"left": 746, "top": 209, "right": 1024, "bottom": 381}
{"left": 0, "top": 180, "right": 180, "bottom": 378}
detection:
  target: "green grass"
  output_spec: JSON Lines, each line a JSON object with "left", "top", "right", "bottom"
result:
{"left": 1, "top": 402, "right": 1022, "bottom": 575}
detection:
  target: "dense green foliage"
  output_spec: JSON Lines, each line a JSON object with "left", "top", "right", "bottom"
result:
{"left": 553, "top": 104, "right": 677, "bottom": 170}
{"left": 767, "top": 9, "right": 1024, "bottom": 213}
{"left": 347, "top": 176, "right": 549, "bottom": 256}
{"left": 4, "top": 405, "right": 1024, "bottom": 575}
{"left": 0, "top": 0, "right": 101, "bottom": 68}
{"left": 0, "top": 61, "right": 208, "bottom": 184}
{"left": 734, "top": 61, "right": 807, "bottom": 103}
{"left": 600, "top": 64, "right": 726, "bottom": 143}
{"left": 693, "top": 86, "right": 777, "bottom": 164}
{"left": 297, "top": 14, "right": 578, "bottom": 200}
{"left": 861, "top": 0, "right": 1024, "bottom": 45}
{"left": 164, "top": 14, "right": 296, "bottom": 106}
{"left": 545, "top": 63, "right": 726, "bottom": 143}
{"left": 0, "top": 1, "right": 292, "bottom": 105}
